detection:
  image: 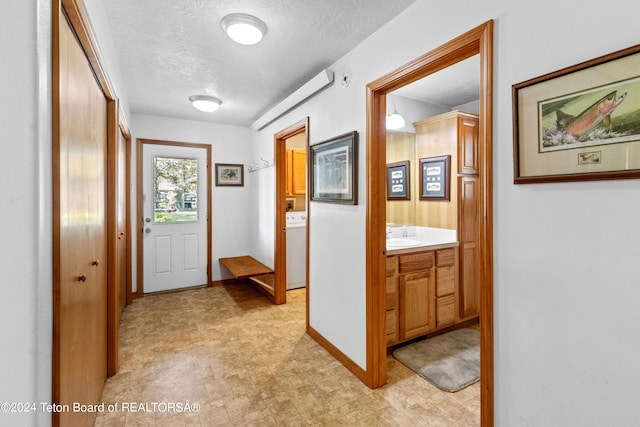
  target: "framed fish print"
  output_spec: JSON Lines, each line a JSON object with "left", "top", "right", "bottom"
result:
{"left": 386, "top": 161, "right": 410, "bottom": 200}
{"left": 419, "top": 155, "right": 450, "bottom": 201}
{"left": 513, "top": 43, "right": 640, "bottom": 183}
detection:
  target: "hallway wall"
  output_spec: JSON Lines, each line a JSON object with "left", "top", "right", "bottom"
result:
{"left": 0, "top": 3, "right": 52, "bottom": 427}
{"left": 249, "top": 0, "right": 640, "bottom": 425}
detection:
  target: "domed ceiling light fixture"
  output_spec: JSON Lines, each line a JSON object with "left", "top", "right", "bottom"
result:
{"left": 221, "top": 13, "right": 268, "bottom": 45}
{"left": 189, "top": 95, "right": 222, "bottom": 112}
{"left": 386, "top": 104, "right": 406, "bottom": 130}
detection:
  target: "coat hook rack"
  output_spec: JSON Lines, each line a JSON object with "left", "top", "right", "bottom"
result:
{"left": 246, "top": 157, "right": 274, "bottom": 173}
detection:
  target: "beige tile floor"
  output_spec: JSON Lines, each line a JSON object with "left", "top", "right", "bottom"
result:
{"left": 95, "top": 283, "right": 479, "bottom": 426}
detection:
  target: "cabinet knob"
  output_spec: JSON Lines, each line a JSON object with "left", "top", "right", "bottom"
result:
{"left": 92, "top": 260, "right": 99, "bottom": 267}
{"left": 78, "top": 274, "right": 87, "bottom": 283}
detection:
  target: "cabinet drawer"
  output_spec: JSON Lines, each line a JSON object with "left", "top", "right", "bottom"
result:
{"left": 386, "top": 256, "right": 397, "bottom": 276}
{"left": 386, "top": 309, "right": 397, "bottom": 335}
{"left": 436, "top": 265, "right": 455, "bottom": 297}
{"left": 386, "top": 309, "right": 397, "bottom": 344}
{"left": 436, "top": 294, "right": 455, "bottom": 327}
{"left": 386, "top": 275, "right": 397, "bottom": 310}
{"left": 398, "top": 251, "right": 433, "bottom": 274}
{"left": 436, "top": 248, "right": 455, "bottom": 267}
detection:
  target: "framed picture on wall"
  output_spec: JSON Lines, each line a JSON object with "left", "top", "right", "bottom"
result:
{"left": 513, "top": 43, "right": 640, "bottom": 183}
{"left": 215, "top": 163, "right": 244, "bottom": 186}
{"left": 386, "top": 160, "right": 410, "bottom": 200}
{"left": 310, "top": 131, "right": 358, "bottom": 204}
{"left": 419, "top": 155, "right": 450, "bottom": 201}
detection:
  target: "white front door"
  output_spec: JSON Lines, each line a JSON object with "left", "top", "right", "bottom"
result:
{"left": 142, "top": 143, "right": 208, "bottom": 293}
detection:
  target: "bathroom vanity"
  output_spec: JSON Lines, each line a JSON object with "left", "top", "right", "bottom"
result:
{"left": 385, "top": 235, "right": 478, "bottom": 347}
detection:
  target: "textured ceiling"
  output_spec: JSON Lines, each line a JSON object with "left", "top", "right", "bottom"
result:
{"left": 103, "top": 0, "right": 418, "bottom": 127}
{"left": 393, "top": 55, "right": 480, "bottom": 108}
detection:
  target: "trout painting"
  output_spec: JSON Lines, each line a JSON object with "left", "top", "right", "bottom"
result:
{"left": 538, "top": 76, "right": 640, "bottom": 152}
{"left": 513, "top": 44, "right": 640, "bottom": 183}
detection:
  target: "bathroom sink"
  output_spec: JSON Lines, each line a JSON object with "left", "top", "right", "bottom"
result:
{"left": 386, "top": 238, "right": 421, "bottom": 248}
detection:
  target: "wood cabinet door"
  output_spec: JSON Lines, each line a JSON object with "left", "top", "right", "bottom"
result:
{"left": 285, "top": 149, "right": 293, "bottom": 195}
{"left": 399, "top": 270, "right": 435, "bottom": 340}
{"left": 292, "top": 149, "right": 306, "bottom": 195}
{"left": 458, "top": 115, "right": 479, "bottom": 175}
{"left": 459, "top": 175, "right": 480, "bottom": 318}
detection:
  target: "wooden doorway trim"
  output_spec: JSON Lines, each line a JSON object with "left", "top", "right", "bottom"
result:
{"left": 273, "top": 117, "right": 309, "bottom": 306}
{"left": 135, "top": 138, "right": 213, "bottom": 296}
{"left": 365, "top": 21, "right": 494, "bottom": 425}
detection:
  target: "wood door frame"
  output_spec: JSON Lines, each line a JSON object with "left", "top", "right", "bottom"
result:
{"left": 365, "top": 21, "right": 494, "bottom": 425}
{"left": 119, "top": 115, "right": 134, "bottom": 306}
{"left": 106, "top": 101, "right": 132, "bottom": 375}
{"left": 135, "top": 139, "right": 213, "bottom": 296}
{"left": 274, "top": 117, "right": 309, "bottom": 306}
{"left": 53, "top": 2, "right": 124, "bottom": 424}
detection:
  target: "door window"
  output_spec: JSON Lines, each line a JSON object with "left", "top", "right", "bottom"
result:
{"left": 153, "top": 156, "right": 198, "bottom": 222}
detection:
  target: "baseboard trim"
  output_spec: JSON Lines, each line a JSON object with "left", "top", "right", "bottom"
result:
{"left": 307, "top": 326, "right": 367, "bottom": 384}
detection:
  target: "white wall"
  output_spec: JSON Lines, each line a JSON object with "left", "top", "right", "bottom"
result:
{"left": 131, "top": 114, "right": 254, "bottom": 285}
{"left": 0, "top": 2, "right": 52, "bottom": 426}
{"left": 249, "top": 0, "right": 640, "bottom": 425}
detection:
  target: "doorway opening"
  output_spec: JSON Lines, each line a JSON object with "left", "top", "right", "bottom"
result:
{"left": 365, "top": 21, "right": 494, "bottom": 424}
{"left": 274, "top": 118, "right": 310, "bottom": 308}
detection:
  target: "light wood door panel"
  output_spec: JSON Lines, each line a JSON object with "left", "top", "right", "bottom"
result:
{"left": 56, "top": 14, "right": 108, "bottom": 427}
{"left": 399, "top": 270, "right": 435, "bottom": 340}
{"left": 116, "top": 127, "right": 127, "bottom": 314}
{"left": 459, "top": 175, "right": 480, "bottom": 318}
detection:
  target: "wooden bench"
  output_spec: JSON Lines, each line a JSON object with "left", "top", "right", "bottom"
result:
{"left": 218, "top": 256, "right": 276, "bottom": 302}
{"left": 218, "top": 256, "right": 273, "bottom": 279}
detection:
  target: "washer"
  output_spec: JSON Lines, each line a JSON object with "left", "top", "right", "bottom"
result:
{"left": 286, "top": 212, "right": 306, "bottom": 290}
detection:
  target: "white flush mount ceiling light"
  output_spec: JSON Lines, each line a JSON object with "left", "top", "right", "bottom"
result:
{"left": 221, "top": 13, "right": 268, "bottom": 45}
{"left": 189, "top": 95, "right": 222, "bottom": 112}
{"left": 386, "top": 104, "right": 406, "bottom": 130}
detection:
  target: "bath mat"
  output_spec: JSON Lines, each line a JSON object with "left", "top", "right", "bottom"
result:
{"left": 392, "top": 328, "right": 479, "bottom": 392}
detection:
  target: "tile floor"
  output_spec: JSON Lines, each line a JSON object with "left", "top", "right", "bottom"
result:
{"left": 95, "top": 283, "right": 480, "bottom": 426}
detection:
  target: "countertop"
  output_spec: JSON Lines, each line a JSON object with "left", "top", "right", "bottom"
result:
{"left": 385, "top": 226, "right": 459, "bottom": 256}
{"left": 386, "top": 238, "right": 459, "bottom": 256}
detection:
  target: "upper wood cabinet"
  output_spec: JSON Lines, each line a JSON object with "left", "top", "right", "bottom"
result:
{"left": 458, "top": 115, "right": 479, "bottom": 175}
{"left": 286, "top": 148, "right": 306, "bottom": 196}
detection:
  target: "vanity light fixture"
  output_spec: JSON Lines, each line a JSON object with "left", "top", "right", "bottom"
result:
{"left": 386, "top": 104, "right": 406, "bottom": 130}
{"left": 189, "top": 95, "right": 222, "bottom": 112}
{"left": 221, "top": 13, "right": 268, "bottom": 45}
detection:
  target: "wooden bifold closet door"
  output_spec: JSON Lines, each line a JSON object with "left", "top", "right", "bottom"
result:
{"left": 53, "top": 11, "right": 108, "bottom": 427}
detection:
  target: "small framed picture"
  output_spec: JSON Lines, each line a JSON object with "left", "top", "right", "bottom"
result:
{"left": 386, "top": 160, "right": 410, "bottom": 200}
{"left": 310, "top": 131, "right": 358, "bottom": 204}
{"left": 215, "top": 163, "right": 244, "bottom": 186}
{"left": 419, "top": 155, "right": 450, "bottom": 201}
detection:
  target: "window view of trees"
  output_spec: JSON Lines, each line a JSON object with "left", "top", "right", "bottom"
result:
{"left": 154, "top": 156, "right": 198, "bottom": 222}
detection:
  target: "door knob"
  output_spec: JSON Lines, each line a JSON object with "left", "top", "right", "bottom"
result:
{"left": 145, "top": 228, "right": 152, "bottom": 234}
